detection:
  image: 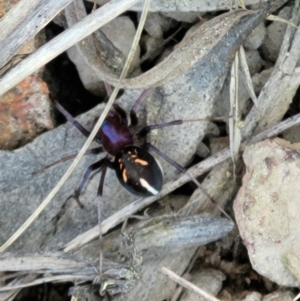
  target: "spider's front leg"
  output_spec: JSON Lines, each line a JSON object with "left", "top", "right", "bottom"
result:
{"left": 129, "top": 89, "right": 150, "bottom": 127}
{"left": 55, "top": 101, "right": 91, "bottom": 138}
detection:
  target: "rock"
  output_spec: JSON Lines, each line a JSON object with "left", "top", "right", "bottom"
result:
{"left": 261, "top": 7, "right": 292, "bottom": 62}
{"left": 140, "top": 12, "right": 177, "bottom": 38}
{"left": 242, "top": 291, "right": 262, "bottom": 301}
{"left": 244, "top": 22, "right": 266, "bottom": 50}
{"left": 90, "top": 0, "right": 274, "bottom": 13}
{"left": 244, "top": 49, "right": 262, "bottom": 75}
{"left": 263, "top": 291, "right": 294, "bottom": 301}
{"left": 162, "top": 11, "right": 199, "bottom": 23}
{"left": 140, "top": 35, "right": 164, "bottom": 61}
{"left": 234, "top": 139, "right": 300, "bottom": 287}
{"left": 0, "top": 74, "right": 53, "bottom": 150}
{"left": 67, "top": 16, "right": 140, "bottom": 96}
{"left": 0, "top": 2, "right": 53, "bottom": 150}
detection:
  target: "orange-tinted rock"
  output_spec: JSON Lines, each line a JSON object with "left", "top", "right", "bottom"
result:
{"left": 0, "top": 0, "right": 53, "bottom": 149}
{"left": 0, "top": 74, "right": 53, "bottom": 149}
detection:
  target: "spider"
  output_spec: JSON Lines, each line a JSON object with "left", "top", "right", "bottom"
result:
{"left": 53, "top": 90, "right": 213, "bottom": 202}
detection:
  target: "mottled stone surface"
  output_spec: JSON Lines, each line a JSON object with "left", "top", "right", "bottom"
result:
{"left": 234, "top": 139, "right": 300, "bottom": 287}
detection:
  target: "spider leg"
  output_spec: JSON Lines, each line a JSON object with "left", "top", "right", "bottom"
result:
{"left": 129, "top": 89, "right": 150, "bottom": 127}
{"left": 97, "top": 159, "right": 111, "bottom": 197}
{"left": 137, "top": 116, "right": 232, "bottom": 139}
{"left": 34, "top": 146, "right": 103, "bottom": 173}
{"left": 137, "top": 120, "right": 183, "bottom": 139}
{"left": 96, "top": 159, "right": 111, "bottom": 275}
{"left": 104, "top": 82, "right": 112, "bottom": 96}
{"left": 55, "top": 101, "right": 91, "bottom": 138}
{"left": 73, "top": 158, "right": 107, "bottom": 207}
{"left": 113, "top": 104, "right": 128, "bottom": 124}
{"left": 145, "top": 143, "right": 218, "bottom": 206}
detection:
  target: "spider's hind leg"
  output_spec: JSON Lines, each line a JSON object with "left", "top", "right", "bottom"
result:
{"left": 72, "top": 158, "right": 107, "bottom": 207}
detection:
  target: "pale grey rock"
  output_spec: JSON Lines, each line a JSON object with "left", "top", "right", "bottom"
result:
{"left": 162, "top": 11, "right": 199, "bottom": 23}
{"left": 243, "top": 292, "right": 262, "bottom": 301}
{"left": 244, "top": 22, "right": 266, "bottom": 50}
{"left": 244, "top": 49, "right": 262, "bottom": 75}
{"left": 261, "top": 6, "right": 292, "bottom": 62}
{"left": 140, "top": 35, "right": 164, "bottom": 61}
{"left": 234, "top": 139, "right": 300, "bottom": 287}
{"left": 263, "top": 291, "right": 294, "bottom": 301}
{"left": 67, "top": 16, "right": 140, "bottom": 96}
{"left": 140, "top": 12, "right": 177, "bottom": 38}
{"left": 180, "top": 269, "right": 225, "bottom": 301}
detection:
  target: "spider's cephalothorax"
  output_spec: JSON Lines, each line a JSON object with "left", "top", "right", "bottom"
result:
{"left": 55, "top": 90, "right": 164, "bottom": 199}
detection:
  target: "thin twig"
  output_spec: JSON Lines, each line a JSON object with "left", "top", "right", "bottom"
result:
{"left": 239, "top": 45, "right": 258, "bottom": 107}
{"left": 170, "top": 273, "right": 192, "bottom": 301}
{"left": 229, "top": 50, "right": 241, "bottom": 181}
{"left": 170, "top": 248, "right": 202, "bottom": 301}
{"left": 63, "top": 112, "right": 300, "bottom": 252}
{"left": 161, "top": 267, "right": 220, "bottom": 301}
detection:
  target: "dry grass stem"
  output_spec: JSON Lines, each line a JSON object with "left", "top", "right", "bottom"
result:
{"left": 239, "top": 45, "right": 258, "bottom": 107}
{"left": 266, "top": 14, "right": 298, "bottom": 28}
{"left": 229, "top": 50, "right": 241, "bottom": 180}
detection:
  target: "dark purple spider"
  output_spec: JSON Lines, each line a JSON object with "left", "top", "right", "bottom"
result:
{"left": 54, "top": 90, "right": 193, "bottom": 202}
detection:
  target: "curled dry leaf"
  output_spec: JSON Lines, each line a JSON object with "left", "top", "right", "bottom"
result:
{"left": 100, "top": 1, "right": 273, "bottom": 89}
{"left": 234, "top": 138, "right": 300, "bottom": 287}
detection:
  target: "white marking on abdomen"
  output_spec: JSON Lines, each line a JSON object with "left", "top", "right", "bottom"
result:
{"left": 140, "top": 178, "right": 159, "bottom": 195}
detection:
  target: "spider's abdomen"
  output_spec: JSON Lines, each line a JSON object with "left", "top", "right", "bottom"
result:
{"left": 114, "top": 146, "right": 163, "bottom": 196}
